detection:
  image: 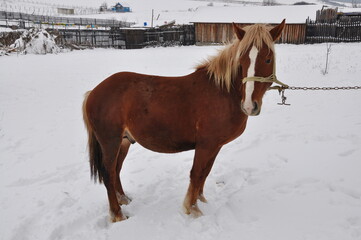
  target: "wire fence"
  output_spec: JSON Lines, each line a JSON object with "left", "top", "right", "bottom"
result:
{"left": 0, "top": 0, "right": 100, "bottom": 16}
{"left": 0, "top": 10, "right": 133, "bottom": 29}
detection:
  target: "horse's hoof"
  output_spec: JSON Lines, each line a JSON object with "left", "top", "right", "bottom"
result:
{"left": 117, "top": 193, "right": 132, "bottom": 205}
{"left": 198, "top": 194, "right": 208, "bottom": 203}
{"left": 110, "top": 210, "right": 127, "bottom": 223}
{"left": 184, "top": 204, "right": 203, "bottom": 218}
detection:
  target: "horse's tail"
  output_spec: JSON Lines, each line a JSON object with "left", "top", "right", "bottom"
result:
{"left": 82, "top": 91, "right": 104, "bottom": 183}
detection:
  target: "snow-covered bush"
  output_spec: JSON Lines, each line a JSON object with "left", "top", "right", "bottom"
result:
{"left": 11, "top": 28, "right": 60, "bottom": 55}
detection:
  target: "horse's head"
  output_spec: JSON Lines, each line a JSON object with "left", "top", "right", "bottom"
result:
{"left": 233, "top": 20, "right": 286, "bottom": 116}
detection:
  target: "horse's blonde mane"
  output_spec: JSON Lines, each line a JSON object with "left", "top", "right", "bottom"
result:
{"left": 196, "top": 24, "right": 275, "bottom": 92}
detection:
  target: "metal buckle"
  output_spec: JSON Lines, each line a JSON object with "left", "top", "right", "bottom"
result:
{"left": 277, "top": 89, "right": 290, "bottom": 106}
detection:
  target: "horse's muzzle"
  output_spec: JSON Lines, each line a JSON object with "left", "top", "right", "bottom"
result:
{"left": 241, "top": 101, "right": 261, "bottom": 116}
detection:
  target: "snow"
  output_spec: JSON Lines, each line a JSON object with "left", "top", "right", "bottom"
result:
{"left": 338, "top": 6, "right": 361, "bottom": 13}
{"left": 76, "top": 1, "right": 248, "bottom": 26}
{"left": 10, "top": 28, "right": 60, "bottom": 54}
{"left": 1, "top": 43, "right": 361, "bottom": 240}
{"left": 75, "top": 3, "right": 325, "bottom": 26}
{"left": 80, "top": 4, "right": 323, "bottom": 26}
{"left": 0, "top": 0, "right": 248, "bottom": 26}
{"left": 191, "top": 5, "right": 321, "bottom": 23}
{"left": 1, "top": 0, "right": 327, "bottom": 27}
{"left": 0, "top": 0, "right": 325, "bottom": 11}
{"left": 0, "top": 27, "right": 14, "bottom": 32}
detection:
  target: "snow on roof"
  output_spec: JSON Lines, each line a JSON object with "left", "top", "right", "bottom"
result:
{"left": 115, "top": 2, "right": 130, "bottom": 8}
{"left": 191, "top": 5, "right": 322, "bottom": 24}
{"left": 338, "top": 7, "right": 361, "bottom": 13}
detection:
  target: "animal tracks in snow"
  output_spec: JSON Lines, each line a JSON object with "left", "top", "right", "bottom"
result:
{"left": 273, "top": 178, "right": 322, "bottom": 195}
{"left": 338, "top": 149, "right": 358, "bottom": 157}
{"left": 328, "top": 184, "right": 361, "bottom": 201}
{"left": 341, "top": 217, "right": 361, "bottom": 239}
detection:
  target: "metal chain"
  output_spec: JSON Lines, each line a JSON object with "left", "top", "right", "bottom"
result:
{"left": 268, "top": 85, "right": 361, "bottom": 106}
{"left": 269, "top": 85, "right": 361, "bottom": 91}
{"left": 288, "top": 86, "right": 361, "bottom": 91}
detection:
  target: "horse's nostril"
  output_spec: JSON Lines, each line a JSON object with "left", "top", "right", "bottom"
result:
{"left": 252, "top": 102, "right": 260, "bottom": 115}
{"left": 253, "top": 102, "right": 258, "bottom": 111}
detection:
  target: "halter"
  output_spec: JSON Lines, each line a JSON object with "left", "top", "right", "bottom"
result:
{"left": 241, "top": 63, "right": 289, "bottom": 89}
{"left": 242, "top": 74, "right": 289, "bottom": 88}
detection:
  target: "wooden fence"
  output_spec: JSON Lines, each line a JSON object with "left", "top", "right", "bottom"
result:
{"left": 51, "top": 25, "right": 195, "bottom": 49}
{"left": 52, "top": 29, "right": 126, "bottom": 48}
{"left": 142, "top": 25, "right": 195, "bottom": 47}
{"left": 306, "top": 16, "right": 361, "bottom": 43}
{"left": 0, "top": 10, "right": 195, "bottom": 49}
{"left": 194, "top": 20, "right": 361, "bottom": 45}
{"left": 2, "top": 10, "right": 361, "bottom": 47}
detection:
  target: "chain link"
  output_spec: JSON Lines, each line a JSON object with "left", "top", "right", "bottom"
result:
{"left": 288, "top": 86, "right": 361, "bottom": 91}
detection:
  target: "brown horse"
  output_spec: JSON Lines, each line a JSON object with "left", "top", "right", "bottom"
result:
{"left": 83, "top": 20, "right": 286, "bottom": 222}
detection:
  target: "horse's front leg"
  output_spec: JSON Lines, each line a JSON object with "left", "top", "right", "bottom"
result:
{"left": 197, "top": 157, "right": 217, "bottom": 203}
{"left": 183, "top": 145, "right": 221, "bottom": 217}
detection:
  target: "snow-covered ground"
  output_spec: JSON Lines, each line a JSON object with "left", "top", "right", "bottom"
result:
{"left": 1, "top": 42, "right": 361, "bottom": 240}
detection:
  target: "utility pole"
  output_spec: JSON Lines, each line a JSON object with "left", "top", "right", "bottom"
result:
{"left": 151, "top": 9, "right": 154, "bottom": 28}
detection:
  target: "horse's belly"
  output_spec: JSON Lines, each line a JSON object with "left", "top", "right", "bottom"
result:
{"left": 135, "top": 136, "right": 195, "bottom": 153}
{"left": 127, "top": 126, "right": 195, "bottom": 153}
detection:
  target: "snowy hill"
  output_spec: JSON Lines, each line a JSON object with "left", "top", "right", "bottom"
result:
{"left": 1, "top": 0, "right": 358, "bottom": 26}
{"left": 0, "top": 0, "right": 326, "bottom": 10}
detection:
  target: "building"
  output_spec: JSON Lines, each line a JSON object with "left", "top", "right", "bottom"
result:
{"left": 112, "top": 3, "right": 131, "bottom": 13}
{"left": 191, "top": 5, "right": 321, "bottom": 44}
{"left": 57, "top": 8, "right": 75, "bottom": 15}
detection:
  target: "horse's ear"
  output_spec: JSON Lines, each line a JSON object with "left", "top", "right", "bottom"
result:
{"left": 232, "top": 22, "right": 245, "bottom": 40}
{"left": 269, "top": 19, "right": 286, "bottom": 41}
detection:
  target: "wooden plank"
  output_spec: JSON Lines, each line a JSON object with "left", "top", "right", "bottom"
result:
{"left": 194, "top": 23, "right": 307, "bottom": 44}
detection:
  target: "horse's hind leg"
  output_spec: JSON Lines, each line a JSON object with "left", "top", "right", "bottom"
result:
{"left": 183, "top": 145, "right": 221, "bottom": 217}
{"left": 115, "top": 138, "right": 131, "bottom": 205}
{"left": 99, "top": 135, "right": 127, "bottom": 222}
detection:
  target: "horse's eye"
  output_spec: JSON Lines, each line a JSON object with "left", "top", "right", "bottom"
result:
{"left": 265, "top": 59, "right": 272, "bottom": 64}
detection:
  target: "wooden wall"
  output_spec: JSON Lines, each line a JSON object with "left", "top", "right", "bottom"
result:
{"left": 194, "top": 23, "right": 307, "bottom": 44}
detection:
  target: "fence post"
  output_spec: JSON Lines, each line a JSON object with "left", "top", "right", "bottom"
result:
{"left": 93, "top": 30, "right": 96, "bottom": 47}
